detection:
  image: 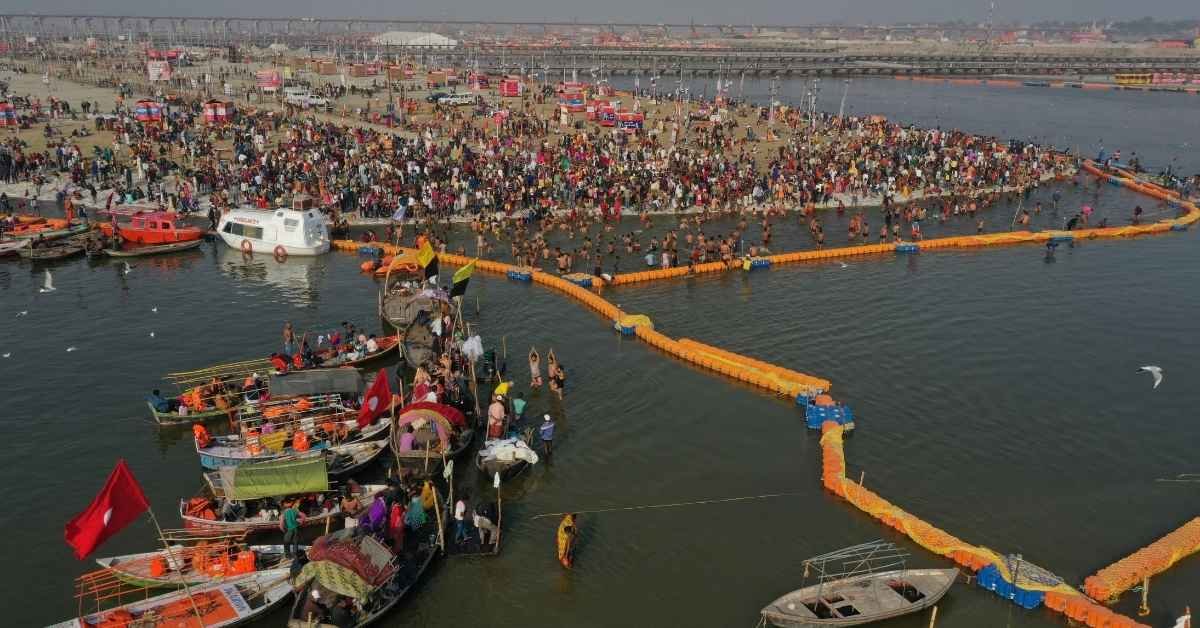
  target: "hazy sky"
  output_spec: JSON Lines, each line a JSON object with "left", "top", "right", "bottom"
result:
{"left": 3, "top": 0, "right": 1197, "bottom": 25}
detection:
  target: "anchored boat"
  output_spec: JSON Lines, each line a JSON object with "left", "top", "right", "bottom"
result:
{"left": 760, "top": 541, "right": 958, "bottom": 628}
{"left": 193, "top": 393, "right": 388, "bottom": 469}
{"left": 49, "top": 568, "right": 294, "bottom": 628}
{"left": 180, "top": 456, "right": 388, "bottom": 535}
{"left": 390, "top": 401, "right": 475, "bottom": 474}
{"left": 94, "top": 543, "right": 294, "bottom": 588}
{"left": 216, "top": 206, "right": 330, "bottom": 257}
{"left": 475, "top": 437, "right": 539, "bottom": 481}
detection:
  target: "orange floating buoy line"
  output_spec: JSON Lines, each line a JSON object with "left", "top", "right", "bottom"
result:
{"left": 1083, "top": 516, "right": 1200, "bottom": 602}
{"left": 819, "top": 421, "right": 1152, "bottom": 628}
{"left": 327, "top": 233, "right": 1200, "bottom": 628}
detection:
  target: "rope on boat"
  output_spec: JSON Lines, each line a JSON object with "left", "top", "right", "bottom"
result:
{"left": 530, "top": 491, "right": 807, "bottom": 520}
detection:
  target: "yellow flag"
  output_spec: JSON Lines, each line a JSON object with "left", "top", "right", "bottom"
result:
{"left": 452, "top": 259, "right": 477, "bottom": 285}
{"left": 416, "top": 241, "right": 435, "bottom": 268}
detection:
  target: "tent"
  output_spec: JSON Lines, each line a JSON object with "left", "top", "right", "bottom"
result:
{"left": 0, "top": 101, "right": 15, "bottom": 127}
{"left": 134, "top": 99, "right": 163, "bottom": 123}
{"left": 202, "top": 99, "right": 232, "bottom": 124}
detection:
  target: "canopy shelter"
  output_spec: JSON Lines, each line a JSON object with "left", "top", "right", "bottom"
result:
{"left": 207, "top": 456, "right": 329, "bottom": 501}
{"left": 268, "top": 368, "right": 364, "bottom": 398}
{"left": 399, "top": 401, "right": 467, "bottom": 429}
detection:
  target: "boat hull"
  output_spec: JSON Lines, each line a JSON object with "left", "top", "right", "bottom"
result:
{"left": 761, "top": 568, "right": 958, "bottom": 628}
{"left": 10, "top": 224, "right": 87, "bottom": 241}
{"left": 107, "top": 239, "right": 204, "bottom": 257}
{"left": 47, "top": 569, "right": 294, "bottom": 628}
{"left": 218, "top": 232, "right": 330, "bottom": 257}
{"left": 95, "top": 545, "right": 291, "bottom": 588}
{"left": 119, "top": 226, "right": 206, "bottom": 245}
{"left": 149, "top": 402, "right": 239, "bottom": 427}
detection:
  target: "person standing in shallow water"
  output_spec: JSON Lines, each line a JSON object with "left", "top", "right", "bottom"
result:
{"left": 539, "top": 414, "right": 556, "bottom": 458}
{"left": 282, "top": 321, "right": 296, "bottom": 357}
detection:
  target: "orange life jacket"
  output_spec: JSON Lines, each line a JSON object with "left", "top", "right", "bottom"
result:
{"left": 271, "top": 355, "right": 289, "bottom": 373}
{"left": 149, "top": 556, "right": 167, "bottom": 577}
{"left": 292, "top": 431, "right": 310, "bottom": 452}
{"left": 192, "top": 425, "right": 211, "bottom": 448}
{"left": 245, "top": 429, "right": 263, "bottom": 455}
{"left": 229, "top": 550, "right": 256, "bottom": 575}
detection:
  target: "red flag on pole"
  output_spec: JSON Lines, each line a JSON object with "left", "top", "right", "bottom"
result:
{"left": 64, "top": 459, "right": 149, "bottom": 560}
{"left": 358, "top": 369, "right": 392, "bottom": 428}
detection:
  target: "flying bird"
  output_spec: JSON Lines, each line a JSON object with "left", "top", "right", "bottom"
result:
{"left": 839, "top": 262, "right": 849, "bottom": 269}
{"left": 39, "top": 269, "right": 55, "bottom": 293}
{"left": 1137, "top": 366, "right": 1164, "bottom": 389}
{"left": 16, "top": 311, "right": 27, "bottom": 317}
{"left": 151, "top": 307, "right": 158, "bottom": 313}
{"left": 149, "top": 332, "right": 156, "bottom": 338}
{"left": 65, "top": 346, "right": 78, "bottom": 352}
{"left": 122, "top": 262, "right": 133, "bottom": 276}
{"left": 2, "top": 352, "right": 10, "bottom": 358}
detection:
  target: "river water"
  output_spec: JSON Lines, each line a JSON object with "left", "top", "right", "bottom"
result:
{"left": 1, "top": 78, "right": 1198, "bottom": 627}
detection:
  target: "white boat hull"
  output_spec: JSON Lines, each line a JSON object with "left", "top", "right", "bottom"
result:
{"left": 217, "top": 233, "right": 329, "bottom": 257}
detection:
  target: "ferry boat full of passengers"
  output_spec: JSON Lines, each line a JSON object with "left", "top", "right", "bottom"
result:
{"left": 216, "top": 205, "right": 330, "bottom": 258}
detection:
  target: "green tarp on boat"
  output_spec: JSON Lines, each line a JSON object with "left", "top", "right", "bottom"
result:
{"left": 295, "top": 560, "right": 372, "bottom": 600}
{"left": 216, "top": 456, "right": 329, "bottom": 500}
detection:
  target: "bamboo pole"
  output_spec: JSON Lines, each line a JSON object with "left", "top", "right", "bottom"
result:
{"left": 492, "top": 472, "right": 502, "bottom": 555}
{"left": 145, "top": 507, "right": 205, "bottom": 625}
{"left": 430, "top": 484, "right": 445, "bottom": 552}
{"left": 1138, "top": 576, "right": 1151, "bottom": 616}
{"left": 927, "top": 605, "right": 938, "bottom": 628}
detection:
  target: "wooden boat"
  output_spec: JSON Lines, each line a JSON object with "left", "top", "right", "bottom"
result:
{"left": 446, "top": 497, "right": 501, "bottom": 558}
{"left": 16, "top": 241, "right": 85, "bottom": 261}
{"left": 0, "top": 239, "right": 25, "bottom": 256}
{"left": 194, "top": 396, "right": 386, "bottom": 468}
{"left": 379, "top": 282, "right": 448, "bottom": 330}
{"left": 197, "top": 418, "right": 389, "bottom": 469}
{"left": 760, "top": 541, "right": 958, "bottom": 628}
{"left": 286, "top": 496, "right": 445, "bottom": 627}
{"left": 105, "top": 239, "right": 204, "bottom": 257}
{"left": 149, "top": 401, "right": 240, "bottom": 427}
{"left": 148, "top": 374, "right": 247, "bottom": 427}
{"left": 314, "top": 334, "right": 399, "bottom": 369}
{"left": 94, "top": 544, "right": 293, "bottom": 588}
{"left": 401, "top": 315, "right": 437, "bottom": 368}
{"left": 9, "top": 221, "right": 87, "bottom": 241}
{"left": 390, "top": 402, "right": 475, "bottom": 474}
{"left": 48, "top": 568, "right": 294, "bottom": 628}
{"left": 326, "top": 440, "right": 389, "bottom": 478}
{"left": 475, "top": 437, "right": 539, "bottom": 481}
{"left": 179, "top": 456, "right": 390, "bottom": 535}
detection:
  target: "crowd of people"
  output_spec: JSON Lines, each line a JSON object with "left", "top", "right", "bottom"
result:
{"left": 3, "top": 61, "right": 1158, "bottom": 277}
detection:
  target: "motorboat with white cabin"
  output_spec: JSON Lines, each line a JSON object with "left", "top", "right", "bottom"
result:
{"left": 216, "top": 205, "right": 330, "bottom": 258}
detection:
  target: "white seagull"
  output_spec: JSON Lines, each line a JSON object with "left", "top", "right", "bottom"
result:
{"left": 2, "top": 352, "right": 10, "bottom": 358}
{"left": 39, "top": 269, "right": 55, "bottom": 293}
{"left": 151, "top": 307, "right": 158, "bottom": 313}
{"left": 149, "top": 332, "right": 156, "bottom": 338}
{"left": 1138, "top": 366, "right": 1164, "bottom": 389}
{"left": 122, "top": 262, "right": 133, "bottom": 276}
{"left": 839, "top": 262, "right": 849, "bottom": 269}
{"left": 65, "top": 346, "right": 78, "bottom": 352}
{"left": 16, "top": 311, "right": 27, "bottom": 317}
